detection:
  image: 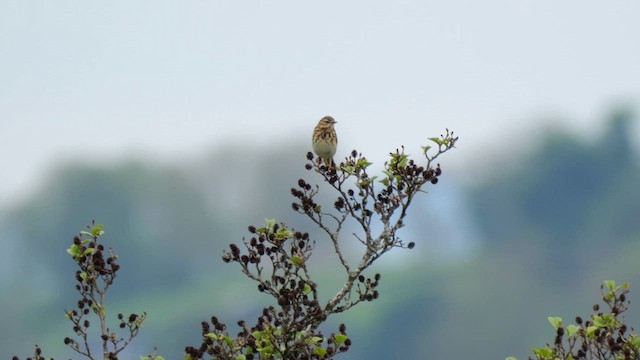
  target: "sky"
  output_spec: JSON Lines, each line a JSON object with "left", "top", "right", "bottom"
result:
{"left": 1, "top": 1, "right": 640, "bottom": 207}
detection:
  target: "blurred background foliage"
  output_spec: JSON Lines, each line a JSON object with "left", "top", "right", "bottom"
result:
{"left": 2, "top": 108, "right": 640, "bottom": 359}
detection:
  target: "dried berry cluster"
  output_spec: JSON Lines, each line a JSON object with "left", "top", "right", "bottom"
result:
{"left": 14, "top": 132, "right": 457, "bottom": 360}
{"left": 185, "top": 311, "right": 351, "bottom": 359}
{"left": 15, "top": 223, "right": 149, "bottom": 360}
{"left": 528, "top": 281, "right": 640, "bottom": 360}
{"left": 355, "top": 273, "right": 381, "bottom": 303}
{"left": 190, "top": 132, "right": 457, "bottom": 359}
{"left": 296, "top": 138, "right": 453, "bottom": 271}
{"left": 12, "top": 345, "right": 47, "bottom": 360}
{"left": 66, "top": 223, "right": 146, "bottom": 359}
{"left": 224, "top": 221, "right": 319, "bottom": 310}
{"left": 186, "top": 219, "right": 349, "bottom": 359}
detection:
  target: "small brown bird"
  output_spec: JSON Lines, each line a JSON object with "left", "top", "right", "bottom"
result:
{"left": 312, "top": 115, "right": 338, "bottom": 167}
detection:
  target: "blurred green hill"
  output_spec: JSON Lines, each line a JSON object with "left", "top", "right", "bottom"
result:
{"left": 472, "top": 109, "right": 640, "bottom": 275}
{"left": 2, "top": 108, "right": 640, "bottom": 359}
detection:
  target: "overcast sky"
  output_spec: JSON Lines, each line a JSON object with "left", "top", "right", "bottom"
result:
{"left": 1, "top": 1, "right": 639, "bottom": 207}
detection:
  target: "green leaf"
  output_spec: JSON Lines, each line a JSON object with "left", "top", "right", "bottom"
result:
{"left": 273, "top": 326, "right": 283, "bottom": 337}
{"left": 184, "top": 355, "right": 193, "bottom": 360}
{"left": 79, "top": 230, "right": 94, "bottom": 237}
{"left": 275, "top": 227, "right": 293, "bottom": 241}
{"left": 309, "top": 336, "right": 323, "bottom": 345}
{"left": 290, "top": 255, "right": 303, "bottom": 266}
{"left": 505, "top": 357, "right": 518, "bottom": 360}
{"left": 222, "top": 334, "right": 233, "bottom": 346}
{"left": 593, "top": 315, "right": 605, "bottom": 327}
{"left": 421, "top": 145, "right": 431, "bottom": 153}
{"left": 429, "top": 137, "right": 443, "bottom": 145}
{"left": 79, "top": 272, "right": 88, "bottom": 281}
{"left": 566, "top": 324, "right": 580, "bottom": 337}
{"left": 604, "top": 280, "right": 616, "bottom": 291}
{"left": 585, "top": 325, "right": 598, "bottom": 338}
{"left": 531, "top": 347, "right": 553, "bottom": 357}
{"left": 92, "top": 301, "right": 104, "bottom": 316}
{"left": 303, "top": 283, "right": 312, "bottom": 295}
{"left": 204, "top": 332, "right": 218, "bottom": 340}
{"left": 264, "top": 218, "right": 276, "bottom": 230}
{"left": 252, "top": 331, "right": 264, "bottom": 340}
{"left": 334, "top": 333, "right": 348, "bottom": 345}
{"left": 379, "top": 177, "right": 390, "bottom": 186}
{"left": 67, "top": 244, "right": 82, "bottom": 258}
{"left": 257, "top": 345, "right": 274, "bottom": 355}
{"left": 629, "top": 334, "right": 640, "bottom": 348}
{"left": 141, "top": 356, "right": 164, "bottom": 360}
{"left": 235, "top": 355, "right": 246, "bottom": 360}
{"left": 356, "top": 158, "right": 372, "bottom": 168}
{"left": 548, "top": 316, "right": 562, "bottom": 329}
{"left": 603, "top": 314, "right": 615, "bottom": 326}
{"left": 398, "top": 156, "right": 409, "bottom": 168}
{"left": 313, "top": 347, "right": 327, "bottom": 357}
{"left": 601, "top": 313, "right": 616, "bottom": 327}
{"left": 342, "top": 166, "right": 355, "bottom": 174}
{"left": 91, "top": 224, "right": 104, "bottom": 236}
{"left": 82, "top": 247, "right": 95, "bottom": 256}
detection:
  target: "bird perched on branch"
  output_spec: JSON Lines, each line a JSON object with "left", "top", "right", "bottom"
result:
{"left": 312, "top": 116, "right": 338, "bottom": 168}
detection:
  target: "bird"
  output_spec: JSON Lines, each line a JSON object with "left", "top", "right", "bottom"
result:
{"left": 312, "top": 115, "right": 338, "bottom": 168}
